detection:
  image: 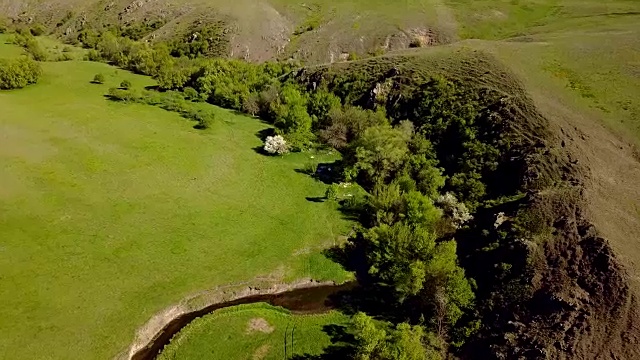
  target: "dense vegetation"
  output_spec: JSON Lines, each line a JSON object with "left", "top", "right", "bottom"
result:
{"left": 1, "top": 22, "right": 546, "bottom": 359}
{"left": 57, "top": 26, "right": 542, "bottom": 358}
{"left": 0, "top": 57, "right": 41, "bottom": 89}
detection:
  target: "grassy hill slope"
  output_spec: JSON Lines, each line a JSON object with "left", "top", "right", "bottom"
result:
{"left": 0, "top": 37, "right": 351, "bottom": 360}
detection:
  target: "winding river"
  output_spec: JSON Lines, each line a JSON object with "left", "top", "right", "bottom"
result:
{"left": 131, "top": 281, "right": 357, "bottom": 360}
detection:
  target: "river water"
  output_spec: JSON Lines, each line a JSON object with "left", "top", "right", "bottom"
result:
{"left": 132, "top": 281, "right": 357, "bottom": 360}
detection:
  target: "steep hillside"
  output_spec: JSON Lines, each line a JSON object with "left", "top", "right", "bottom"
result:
{"left": 292, "top": 48, "right": 640, "bottom": 359}
{"left": 0, "top": 0, "right": 457, "bottom": 63}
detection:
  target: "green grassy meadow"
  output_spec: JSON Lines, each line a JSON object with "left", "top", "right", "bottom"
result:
{"left": 158, "top": 304, "right": 349, "bottom": 360}
{"left": 0, "top": 40, "right": 351, "bottom": 359}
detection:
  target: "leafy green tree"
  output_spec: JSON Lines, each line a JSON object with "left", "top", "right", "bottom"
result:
{"left": 350, "top": 312, "right": 388, "bottom": 360}
{"left": 0, "top": 58, "right": 42, "bottom": 89}
{"left": 308, "top": 88, "right": 341, "bottom": 128}
{"left": 25, "top": 38, "right": 47, "bottom": 61}
{"left": 345, "top": 125, "right": 409, "bottom": 187}
{"left": 93, "top": 73, "right": 105, "bottom": 84}
{"left": 349, "top": 313, "right": 442, "bottom": 360}
{"left": 120, "top": 79, "right": 132, "bottom": 89}
{"left": 363, "top": 222, "right": 474, "bottom": 325}
{"left": 272, "top": 84, "right": 314, "bottom": 148}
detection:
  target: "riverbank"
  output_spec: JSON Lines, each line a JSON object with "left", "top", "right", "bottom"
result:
{"left": 118, "top": 279, "right": 356, "bottom": 360}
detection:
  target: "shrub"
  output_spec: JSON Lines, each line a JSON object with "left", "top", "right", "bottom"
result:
{"left": 0, "top": 58, "right": 42, "bottom": 89}
{"left": 436, "top": 192, "right": 473, "bottom": 229}
{"left": 0, "top": 18, "right": 8, "bottom": 33}
{"left": 192, "top": 110, "right": 215, "bottom": 129}
{"left": 93, "top": 73, "right": 105, "bottom": 84}
{"left": 55, "top": 53, "right": 74, "bottom": 62}
{"left": 25, "top": 40, "right": 48, "bottom": 61}
{"left": 30, "top": 24, "right": 47, "bottom": 36}
{"left": 85, "top": 50, "right": 102, "bottom": 61}
{"left": 325, "top": 184, "right": 339, "bottom": 200}
{"left": 107, "top": 87, "right": 140, "bottom": 102}
{"left": 120, "top": 80, "right": 132, "bottom": 89}
{"left": 242, "top": 93, "right": 260, "bottom": 116}
{"left": 183, "top": 87, "right": 199, "bottom": 101}
{"left": 263, "top": 135, "right": 289, "bottom": 155}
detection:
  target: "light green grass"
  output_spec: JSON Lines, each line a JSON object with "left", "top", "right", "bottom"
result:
{"left": 158, "top": 303, "right": 348, "bottom": 360}
{"left": 0, "top": 49, "right": 352, "bottom": 359}
{"left": 445, "top": 0, "right": 640, "bottom": 40}
{"left": 0, "top": 33, "right": 24, "bottom": 58}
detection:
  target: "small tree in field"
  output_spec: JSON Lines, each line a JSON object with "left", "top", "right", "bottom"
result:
{"left": 263, "top": 135, "right": 289, "bottom": 155}
{"left": 93, "top": 73, "right": 105, "bottom": 84}
{"left": 120, "top": 80, "right": 131, "bottom": 89}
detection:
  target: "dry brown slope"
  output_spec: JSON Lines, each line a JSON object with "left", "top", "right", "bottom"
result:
{"left": 482, "top": 42, "right": 640, "bottom": 359}
{"left": 0, "top": 0, "right": 456, "bottom": 63}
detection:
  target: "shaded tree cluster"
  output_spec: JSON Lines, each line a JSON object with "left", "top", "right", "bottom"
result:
{"left": 0, "top": 58, "right": 42, "bottom": 89}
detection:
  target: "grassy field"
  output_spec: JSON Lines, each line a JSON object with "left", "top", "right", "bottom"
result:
{"left": 0, "top": 39, "right": 352, "bottom": 360}
{"left": 158, "top": 303, "right": 349, "bottom": 360}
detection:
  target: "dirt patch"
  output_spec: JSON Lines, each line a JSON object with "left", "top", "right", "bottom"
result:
{"left": 246, "top": 318, "right": 274, "bottom": 334}
{"left": 252, "top": 344, "right": 271, "bottom": 360}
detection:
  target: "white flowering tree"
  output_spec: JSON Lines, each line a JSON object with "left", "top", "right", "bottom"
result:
{"left": 263, "top": 135, "right": 289, "bottom": 155}
{"left": 436, "top": 192, "right": 473, "bottom": 229}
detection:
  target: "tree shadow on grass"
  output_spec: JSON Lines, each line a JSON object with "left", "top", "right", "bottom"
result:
{"left": 290, "top": 324, "right": 355, "bottom": 360}
{"left": 306, "top": 196, "right": 326, "bottom": 203}
{"left": 295, "top": 160, "right": 344, "bottom": 185}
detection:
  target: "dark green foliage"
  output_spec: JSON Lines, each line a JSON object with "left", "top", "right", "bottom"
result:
{"left": 344, "top": 124, "right": 410, "bottom": 186}
{"left": 0, "top": 18, "right": 9, "bottom": 33}
{"left": 319, "top": 106, "right": 388, "bottom": 150}
{"left": 106, "top": 88, "right": 215, "bottom": 130}
{"left": 25, "top": 39, "right": 48, "bottom": 61}
{"left": 192, "top": 59, "right": 292, "bottom": 110}
{"left": 77, "top": 28, "right": 100, "bottom": 49}
{"left": 29, "top": 23, "right": 46, "bottom": 36}
{"left": 120, "top": 80, "right": 132, "bottom": 89}
{"left": 271, "top": 84, "right": 314, "bottom": 148}
{"left": 0, "top": 58, "right": 42, "bottom": 90}
{"left": 183, "top": 87, "right": 199, "bottom": 101}
{"left": 11, "top": 33, "right": 47, "bottom": 61}
{"left": 348, "top": 312, "right": 443, "bottom": 360}
{"left": 363, "top": 222, "right": 474, "bottom": 324}
{"left": 167, "top": 22, "right": 229, "bottom": 59}
{"left": 120, "top": 20, "right": 165, "bottom": 41}
{"left": 93, "top": 73, "right": 105, "bottom": 84}
{"left": 308, "top": 88, "right": 341, "bottom": 129}
{"left": 106, "top": 87, "right": 139, "bottom": 101}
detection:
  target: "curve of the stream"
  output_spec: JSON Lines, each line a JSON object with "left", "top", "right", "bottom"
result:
{"left": 130, "top": 281, "right": 357, "bottom": 360}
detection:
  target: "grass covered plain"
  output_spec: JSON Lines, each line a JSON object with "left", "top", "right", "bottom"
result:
{"left": 158, "top": 303, "right": 349, "bottom": 360}
{"left": 0, "top": 40, "right": 352, "bottom": 359}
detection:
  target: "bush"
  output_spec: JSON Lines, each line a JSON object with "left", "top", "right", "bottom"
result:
{"left": 25, "top": 40, "right": 48, "bottom": 61}
{"left": 93, "top": 73, "right": 105, "bottom": 84}
{"left": 120, "top": 80, "right": 132, "bottom": 89}
{"left": 0, "top": 18, "right": 8, "bottom": 34}
{"left": 436, "top": 192, "right": 473, "bottom": 229}
{"left": 107, "top": 87, "right": 140, "bottom": 102}
{"left": 85, "top": 50, "right": 102, "bottom": 61}
{"left": 192, "top": 110, "right": 215, "bottom": 129}
{"left": 55, "top": 53, "right": 74, "bottom": 62}
{"left": 183, "top": 87, "right": 199, "bottom": 101}
{"left": 30, "top": 24, "right": 47, "bottom": 36}
{"left": 0, "top": 58, "right": 42, "bottom": 89}
{"left": 263, "top": 135, "right": 289, "bottom": 155}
